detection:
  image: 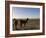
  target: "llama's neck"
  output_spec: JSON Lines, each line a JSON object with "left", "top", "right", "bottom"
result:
{"left": 26, "top": 19, "right": 28, "bottom": 22}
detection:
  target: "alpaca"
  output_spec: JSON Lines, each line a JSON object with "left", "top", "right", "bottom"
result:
{"left": 20, "top": 18, "right": 29, "bottom": 28}
{"left": 13, "top": 18, "right": 18, "bottom": 30}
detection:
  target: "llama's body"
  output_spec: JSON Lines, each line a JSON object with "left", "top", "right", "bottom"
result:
{"left": 20, "top": 18, "right": 28, "bottom": 28}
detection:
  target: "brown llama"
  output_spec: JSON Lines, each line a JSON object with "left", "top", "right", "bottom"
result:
{"left": 20, "top": 18, "right": 29, "bottom": 28}
{"left": 13, "top": 18, "right": 18, "bottom": 30}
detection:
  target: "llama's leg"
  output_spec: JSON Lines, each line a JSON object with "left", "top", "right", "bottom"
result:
{"left": 16, "top": 22, "right": 18, "bottom": 30}
{"left": 21, "top": 24, "right": 22, "bottom": 28}
{"left": 20, "top": 23, "right": 22, "bottom": 28}
{"left": 24, "top": 23, "right": 26, "bottom": 27}
{"left": 13, "top": 23, "right": 16, "bottom": 30}
{"left": 15, "top": 24, "right": 17, "bottom": 29}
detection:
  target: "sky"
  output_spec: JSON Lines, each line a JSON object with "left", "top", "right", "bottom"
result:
{"left": 12, "top": 7, "right": 40, "bottom": 19}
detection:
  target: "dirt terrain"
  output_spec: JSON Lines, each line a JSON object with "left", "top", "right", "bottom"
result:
{"left": 13, "top": 19, "right": 40, "bottom": 31}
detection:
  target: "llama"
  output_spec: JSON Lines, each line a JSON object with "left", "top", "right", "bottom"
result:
{"left": 13, "top": 18, "right": 18, "bottom": 30}
{"left": 20, "top": 18, "right": 29, "bottom": 28}
{"left": 13, "top": 18, "right": 29, "bottom": 30}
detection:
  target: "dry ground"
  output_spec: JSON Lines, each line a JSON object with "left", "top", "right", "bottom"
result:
{"left": 13, "top": 19, "right": 40, "bottom": 31}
